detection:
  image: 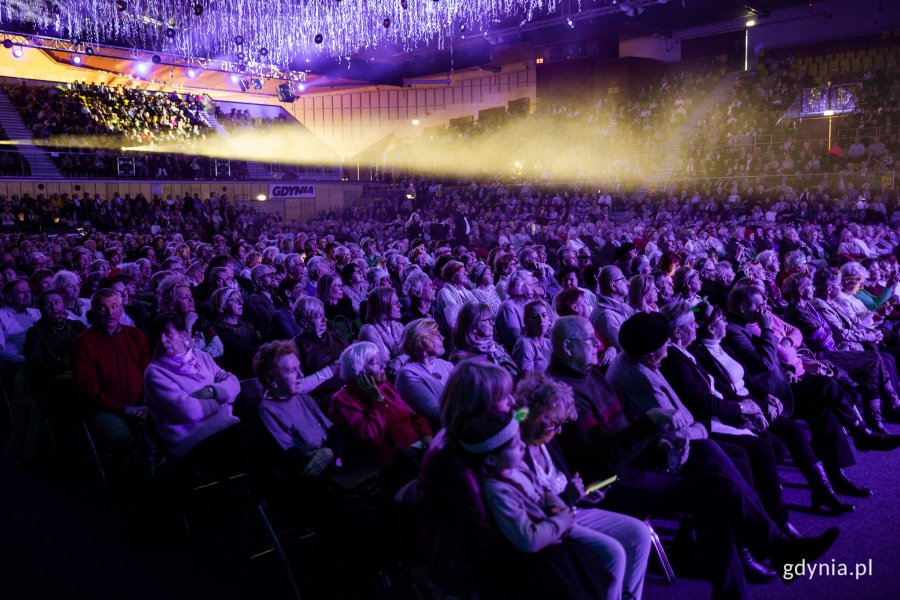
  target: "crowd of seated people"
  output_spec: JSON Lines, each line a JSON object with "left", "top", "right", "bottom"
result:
{"left": 0, "top": 80, "right": 256, "bottom": 180}
{"left": 216, "top": 107, "right": 294, "bottom": 132}
{"left": 675, "top": 44, "right": 900, "bottom": 183}
{"left": 386, "top": 61, "right": 723, "bottom": 183}
{"left": 6, "top": 170, "right": 900, "bottom": 597}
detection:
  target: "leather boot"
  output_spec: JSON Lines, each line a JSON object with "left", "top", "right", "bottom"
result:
{"left": 885, "top": 393, "right": 900, "bottom": 424}
{"left": 739, "top": 547, "right": 777, "bottom": 583}
{"left": 866, "top": 396, "right": 889, "bottom": 434}
{"left": 805, "top": 462, "right": 855, "bottom": 514}
{"left": 770, "top": 527, "right": 841, "bottom": 583}
{"left": 851, "top": 424, "right": 900, "bottom": 451}
{"left": 826, "top": 467, "right": 873, "bottom": 498}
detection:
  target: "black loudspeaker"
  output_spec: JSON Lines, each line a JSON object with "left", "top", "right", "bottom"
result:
{"left": 277, "top": 82, "right": 296, "bottom": 103}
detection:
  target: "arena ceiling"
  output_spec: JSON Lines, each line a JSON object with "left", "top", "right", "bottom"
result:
{"left": 0, "top": 0, "right": 815, "bottom": 86}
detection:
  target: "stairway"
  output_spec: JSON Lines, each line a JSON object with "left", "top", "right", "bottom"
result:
{"left": 646, "top": 71, "right": 740, "bottom": 187}
{"left": 0, "top": 88, "right": 62, "bottom": 178}
{"left": 200, "top": 108, "right": 272, "bottom": 180}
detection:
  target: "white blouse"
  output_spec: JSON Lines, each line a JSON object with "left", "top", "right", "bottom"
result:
{"left": 701, "top": 339, "right": 751, "bottom": 397}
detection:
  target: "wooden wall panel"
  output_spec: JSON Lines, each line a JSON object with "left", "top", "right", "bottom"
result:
{"left": 0, "top": 179, "right": 364, "bottom": 224}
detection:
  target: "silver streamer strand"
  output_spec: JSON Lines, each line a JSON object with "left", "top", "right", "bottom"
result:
{"left": 1, "top": 0, "right": 561, "bottom": 68}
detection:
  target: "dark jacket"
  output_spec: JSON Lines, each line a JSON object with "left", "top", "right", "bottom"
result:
{"left": 245, "top": 291, "right": 278, "bottom": 336}
{"left": 546, "top": 358, "right": 659, "bottom": 481}
{"left": 660, "top": 345, "right": 744, "bottom": 429}
{"left": 266, "top": 307, "right": 301, "bottom": 341}
{"left": 721, "top": 315, "right": 794, "bottom": 417}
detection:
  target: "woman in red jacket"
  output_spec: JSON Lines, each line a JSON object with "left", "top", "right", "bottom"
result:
{"left": 329, "top": 341, "right": 432, "bottom": 471}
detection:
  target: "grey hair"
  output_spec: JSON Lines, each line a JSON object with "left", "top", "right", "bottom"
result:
{"left": 339, "top": 341, "right": 380, "bottom": 380}
{"left": 403, "top": 270, "right": 432, "bottom": 299}
{"left": 783, "top": 250, "right": 808, "bottom": 270}
{"left": 306, "top": 256, "right": 329, "bottom": 279}
{"left": 839, "top": 261, "right": 869, "bottom": 281}
{"left": 51, "top": 269, "right": 81, "bottom": 290}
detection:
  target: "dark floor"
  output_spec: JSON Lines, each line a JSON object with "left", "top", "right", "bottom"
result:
{"left": 2, "top": 425, "right": 900, "bottom": 600}
{"left": 644, "top": 423, "right": 900, "bottom": 600}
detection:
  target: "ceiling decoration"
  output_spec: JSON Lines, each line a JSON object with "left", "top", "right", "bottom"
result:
{"left": 0, "top": 0, "right": 592, "bottom": 68}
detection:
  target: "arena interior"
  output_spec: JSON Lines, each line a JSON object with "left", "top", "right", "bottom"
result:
{"left": 1, "top": 0, "right": 900, "bottom": 598}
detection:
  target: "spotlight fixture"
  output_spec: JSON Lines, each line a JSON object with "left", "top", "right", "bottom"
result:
{"left": 566, "top": 17, "right": 574, "bottom": 28}
{"left": 115, "top": 0, "right": 127, "bottom": 12}
{"left": 72, "top": 55, "right": 82, "bottom": 64}
{"left": 11, "top": 46, "right": 23, "bottom": 58}
{"left": 460, "top": 24, "right": 466, "bottom": 32}
{"left": 411, "top": 118, "right": 420, "bottom": 126}
{"left": 314, "top": 33, "right": 323, "bottom": 44}
{"left": 2, "top": 40, "right": 12, "bottom": 49}
{"left": 383, "top": 18, "right": 391, "bottom": 28}
{"left": 193, "top": 3, "right": 203, "bottom": 16}
{"left": 186, "top": 68, "right": 197, "bottom": 78}
{"left": 258, "top": 47, "right": 268, "bottom": 57}
{"left": 251, "top": 78, "right": 263, "bottom": 89}
{"left": 746, "top": 18, "right": 756, "bottom": 27}
{"left": 165, "top": 27, "right": 176, "bottom": 38}
{"left": 296, "top": 83, "right": 305, "bottom": 92}
{"left": 239, "top": 78, "right": 251, "bottom": 92}
{"left": 85, "top": 47, "right": 94, "bottom": 55}
{"left": 230, "top": 74, "right": 239, "bottom": 83}
{"left": 233, "top": 34, "right": 244, "bottom": 45}
{"left": 276, "top": 82, "right": 296, "bottom": 102}
{"left": 151, "top": 54, "right": 161, "bottom": 64}
{"left": 136, "top": 62, "right": 149, "bottom": 74}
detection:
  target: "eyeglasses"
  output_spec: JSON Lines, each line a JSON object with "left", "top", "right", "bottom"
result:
{"left": 612, "top": 276, "right": 628, "bottom": 284}
{"left": 569, "top": 335, "right": 601, "bottom": 347}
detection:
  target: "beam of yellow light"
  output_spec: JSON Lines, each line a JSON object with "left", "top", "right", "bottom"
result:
{"left": 8, "top": 112, "right": 653, "bottom": 185}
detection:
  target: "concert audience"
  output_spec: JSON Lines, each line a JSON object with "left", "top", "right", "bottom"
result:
{"left": 5, "top": 165, "right": 900, "bottom": 599}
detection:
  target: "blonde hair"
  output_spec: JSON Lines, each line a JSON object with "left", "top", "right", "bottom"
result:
{"left": 292, "top": 296, "right": 325, "bottom": 332}
{"left": 402, "top": 318, "right": 441, "bottom": 359}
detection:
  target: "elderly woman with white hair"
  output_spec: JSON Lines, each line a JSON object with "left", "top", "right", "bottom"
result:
{"left": 401, "top": 270, "right": 436, "bottom": 324}
{"left": 328, "top": 341, "right": 432, "bottom": 469}
{"left": 51, "top": 270, "right": 92, "bottom": 325}
{"left": 834, "top": 262, "right": 878, "bottom": 329}
{"left": 394, "top": 318, "right": 453, "bottom": 430}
